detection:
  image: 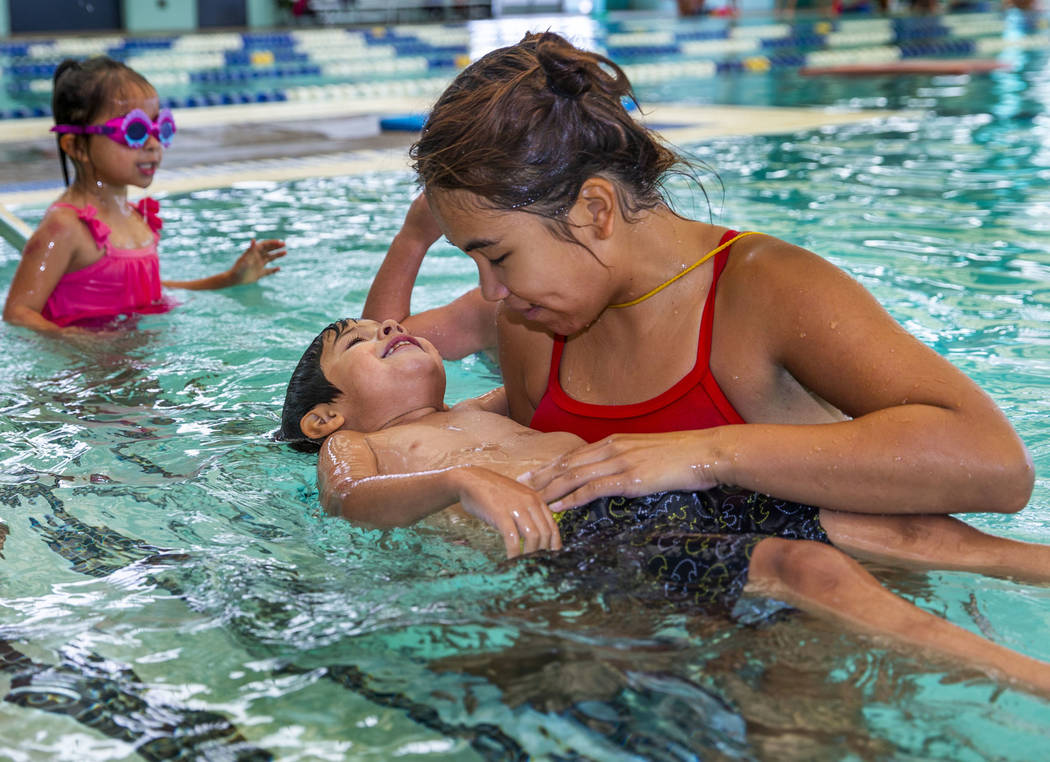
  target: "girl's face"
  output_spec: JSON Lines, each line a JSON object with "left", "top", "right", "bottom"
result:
{"left": 73, "top": 84, "right": 164, "bottom": 190}
{"left": 427, "top": 190, "right": 615, "bottom": 336}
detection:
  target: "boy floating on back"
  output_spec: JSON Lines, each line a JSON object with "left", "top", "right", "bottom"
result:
{"left": 280, "top": 317, "right": 1050, "bottom": 698}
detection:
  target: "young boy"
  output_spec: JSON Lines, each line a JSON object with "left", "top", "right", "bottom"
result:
{"left": 280, "top": 317, "right": 1050, "bottom": 697}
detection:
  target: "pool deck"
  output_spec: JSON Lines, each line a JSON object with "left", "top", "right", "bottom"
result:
{"left": 0, "top": 98, "right": 904, "bottom": 209}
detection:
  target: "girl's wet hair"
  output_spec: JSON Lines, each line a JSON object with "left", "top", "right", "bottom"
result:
{"left": 51, "top": 56, "right": 154, "bottom": 186}
{"left": 277, "top": 319, "right": 356, "bottom": 453}
{"left": 410, "top": 31, "right": 708, "bottom": 243}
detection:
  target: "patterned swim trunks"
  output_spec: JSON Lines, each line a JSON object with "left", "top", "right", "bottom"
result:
{"left": 551, "top": 486, "right": 831, "bottom": 614}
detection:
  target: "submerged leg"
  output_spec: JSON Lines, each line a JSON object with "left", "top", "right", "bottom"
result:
{"left": 745, "top": 537, "right": 1050, "bottom": 697}
{"left": 820, "top": 509, "right": 1050, "bottom": 584}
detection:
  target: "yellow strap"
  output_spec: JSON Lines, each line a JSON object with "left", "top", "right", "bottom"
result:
{"left": 609, "top": 231, "right": 760, "bottom": 309}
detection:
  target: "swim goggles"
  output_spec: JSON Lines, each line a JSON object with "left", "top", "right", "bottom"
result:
{"left": 51, "top": 108, "right": 176, "bottom": 149}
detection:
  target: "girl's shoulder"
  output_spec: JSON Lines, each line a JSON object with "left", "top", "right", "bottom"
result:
{"left": 496, "top": 306, "right": 555, "bottom": 423}
{"left": 721, "top": 232, "right": 844, "bottom": 293}
{"left": 716, "top": 232, "right": 880, "bottom": 333}
{"left": 41, "top": 202, "right": 109, "bottom": 250}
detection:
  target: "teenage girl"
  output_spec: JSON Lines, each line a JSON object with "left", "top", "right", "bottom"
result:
{"left": 365, "top": 32, "right": 1046, "bottom": 578}
{"left": 3, "top": 57, "right": 287, "bottom": 333}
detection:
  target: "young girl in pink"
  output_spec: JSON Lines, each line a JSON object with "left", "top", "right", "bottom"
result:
{"left": 3, "top": 57, "right": 287, "bottom": 333}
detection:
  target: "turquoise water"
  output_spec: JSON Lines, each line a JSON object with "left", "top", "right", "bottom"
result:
{"left": 2, "top": 24, "right": 1050, "bottom": 762}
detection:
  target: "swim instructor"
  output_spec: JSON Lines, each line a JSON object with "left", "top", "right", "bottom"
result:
{"left": 370, "top": 32, "right": 1034, "bottom": 531}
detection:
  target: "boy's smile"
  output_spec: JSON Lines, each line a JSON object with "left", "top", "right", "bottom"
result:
{"left": 382, "top": 334, "right": 423, "bottom": 357}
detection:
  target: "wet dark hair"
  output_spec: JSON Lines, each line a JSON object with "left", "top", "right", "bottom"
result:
{"left": 277, "top": 318, "right": 356, "bottom": 453}
{"left": 410, "top": 31, "right": 708, "bottom": 245}
{"left": 51, "top": 56, "right": 154, "bottom": 186}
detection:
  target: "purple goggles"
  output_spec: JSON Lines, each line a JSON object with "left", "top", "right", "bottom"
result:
{"left": 51, "top": 108, "right": 176, "bottom": 149}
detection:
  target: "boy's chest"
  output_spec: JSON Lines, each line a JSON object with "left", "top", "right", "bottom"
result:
{"left": 374, "top": 422, "right": 509, "bottom": 475}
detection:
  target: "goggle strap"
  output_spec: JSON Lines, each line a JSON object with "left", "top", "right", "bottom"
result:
{"left": 50, "top": 124, "right": 110, "bottom": 135}
{"left": 50, "top": 110, "right": 175, "bottom": 148}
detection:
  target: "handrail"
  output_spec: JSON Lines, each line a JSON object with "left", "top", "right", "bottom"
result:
{"left": 0, "top": 203, "right": 31, "bottom": 251}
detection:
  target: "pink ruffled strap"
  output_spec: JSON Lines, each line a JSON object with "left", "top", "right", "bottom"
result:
{"left": 134, "top": 197, "right": 163, "bottom": 235}
{"left": 51, "top": 202, "right": 111, "bottom": 249}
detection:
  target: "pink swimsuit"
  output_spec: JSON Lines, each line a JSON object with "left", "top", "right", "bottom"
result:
{"left": 41, "top": 197, "right": 173, "bottom": 327}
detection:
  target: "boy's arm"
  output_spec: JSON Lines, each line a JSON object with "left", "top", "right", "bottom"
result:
{"left": 318, "top": 431, "right": 560, "bottom": 558}
{"left": 318, "top": 430, "right": 465, "bottom": 526}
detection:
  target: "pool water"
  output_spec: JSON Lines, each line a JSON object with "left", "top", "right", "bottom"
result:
{"left": 2, "top": 21, "right": 1050, "bottom": 762}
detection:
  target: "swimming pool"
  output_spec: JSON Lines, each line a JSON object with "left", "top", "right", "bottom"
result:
{"left": 2, "top": 13, "right": 1050, "bottom": 762}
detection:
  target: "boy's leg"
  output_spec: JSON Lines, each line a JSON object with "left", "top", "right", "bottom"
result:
{"left": 746, "top": 537, "right": 1050, "bottom": 696}
{"left": 819, "top": 509, "right": 1050, "bottom": 584}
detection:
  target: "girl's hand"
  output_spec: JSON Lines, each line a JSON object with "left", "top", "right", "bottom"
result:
{"left": 227, "top": 239, "right": 286, "bottom": 285}
{"left": 519, "top": 431, "right": 724, "bottom": 512}
{"left": 456, "top": 468, "right": 562, "bottom": 558}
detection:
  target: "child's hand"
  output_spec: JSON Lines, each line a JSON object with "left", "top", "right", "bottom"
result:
{"left": 457, "top": 468, "right": 562, "bottom": 559}
{"left": 227, "top": 238, "right": 287, "bottom": 285}
{"left": 520, "top": 431, "right": 722, "bottom": 514}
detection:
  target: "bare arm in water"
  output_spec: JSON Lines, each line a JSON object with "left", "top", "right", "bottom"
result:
{"left": 363, "top": 194, "right": 496, "bottom": 360}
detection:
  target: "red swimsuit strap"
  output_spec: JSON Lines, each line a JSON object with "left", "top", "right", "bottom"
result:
{"left": 545, "top": 228, "right": 743, "bottom": 405}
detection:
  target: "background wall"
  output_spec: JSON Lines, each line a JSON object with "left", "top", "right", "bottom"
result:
{"left": 247, "top": 0, "right": 282, "bottom": 27}
{"left": 1, "top": 1, "right": 287, "bottom": 35}
{"left": 122, "top": 0, "right": 196, "bottom": 33}
{"left": 198, "top": 0, "right": 248, "bottom": 27}
{"left": 11, "top": 0, "right": 122, "bottom": 34}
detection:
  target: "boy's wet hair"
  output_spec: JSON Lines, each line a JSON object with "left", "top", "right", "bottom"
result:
{"left": 410, "top": 31, "right": 711, "bottom": 246}
{"left": 51, "top": 56, "right": 154, "bottom": 186}
{"left": 278, "top": 318, "right": 356, "bottom": 453}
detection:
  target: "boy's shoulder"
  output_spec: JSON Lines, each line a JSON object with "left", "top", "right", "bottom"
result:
{"left": 318, "top": 412, "right": 452, "bottom": 469}
{"left": 319, "top": 429, "right": 372, "bottom": 465}
{"left": 316, "top": 429, "right": 382, "bottom": 490}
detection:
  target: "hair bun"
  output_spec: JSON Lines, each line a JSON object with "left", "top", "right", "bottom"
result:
{"left": 536, "top": 35, "right": 592, "bottom": 100}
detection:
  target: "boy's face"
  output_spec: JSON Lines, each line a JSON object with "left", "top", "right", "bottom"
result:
{"left": 318, "top": 319, "right": 446, "bottom": 432}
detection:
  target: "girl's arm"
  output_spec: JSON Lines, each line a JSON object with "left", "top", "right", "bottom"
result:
{"left": 363, "top": 194, "right": 442, "bottom": 320}
{"left": 714, "top": 240, "right": 1033, "bottom": 514}
{"left": 453, "top": 386, "right": 509, "bottom": 416}
{"left": 471, "top": 386, "right": 509, "bottom": 416}
{"left": 524, "top": 240, "right": 1033, "bottom": 517}
{"left": 162, "top": 238, "right": 286, "bottom": 290}
{"left": 3, "top": 209, "right": 86, "bottom": 332}
{"left": 363, "top": 194, "right": 497, "bottom": 360}
{"left": 318, "top": 430, "right": 559, "bottom": 557}
{"left": 400, "top": 289, "right": 498, "bottom": 361}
